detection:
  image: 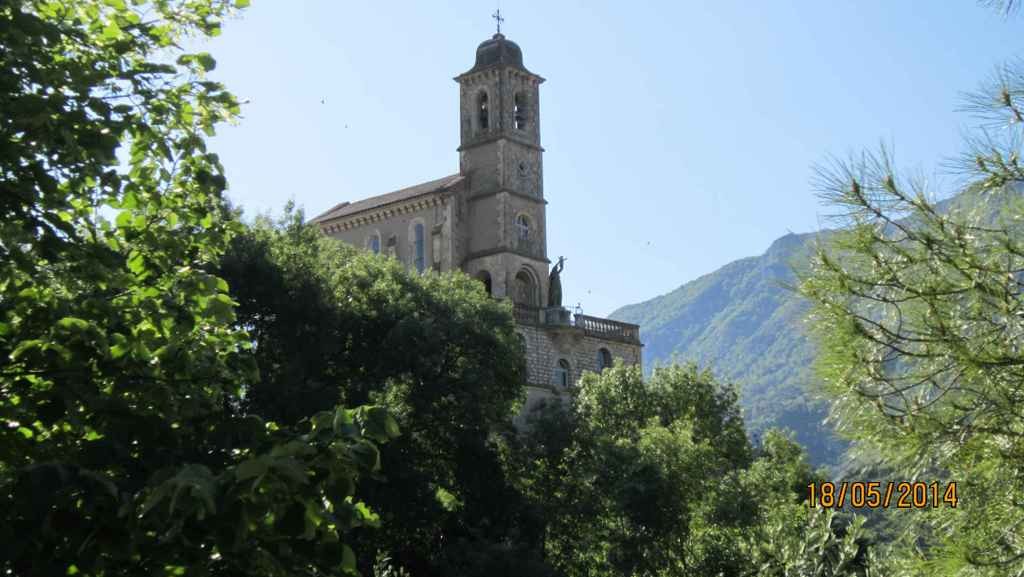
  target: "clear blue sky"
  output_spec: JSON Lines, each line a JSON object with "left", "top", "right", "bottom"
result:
{"left": 196, "top": 1, "right": 1021, "bottom": 317}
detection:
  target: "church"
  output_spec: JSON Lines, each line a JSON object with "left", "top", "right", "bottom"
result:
{"left": 311, "top": 24, "right": 642, "bottom": 413}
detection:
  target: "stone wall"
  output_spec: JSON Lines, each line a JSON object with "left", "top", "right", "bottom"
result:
{"left": 517, "top": 323, "right": 642, "bottom": 389}
{"left": 516, "top": 322, "right": 642, "bottom": 421}
{"left": 321, "top": 191, "right": 465, "bottom": 273}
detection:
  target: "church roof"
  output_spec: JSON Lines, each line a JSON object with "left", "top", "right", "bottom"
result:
{"left": 311, "top": 174, "right": 464, "bottom": 223}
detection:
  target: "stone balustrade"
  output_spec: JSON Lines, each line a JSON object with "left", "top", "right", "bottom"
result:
{"left": 572, "top": 314, "right": 641, "bottom": 344}
{"left": 513, "top": 304, "right": 641, "bottom": 344}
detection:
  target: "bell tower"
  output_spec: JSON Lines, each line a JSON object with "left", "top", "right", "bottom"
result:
{"left": 455, "top": 22, "right": 549, "bottom": 307}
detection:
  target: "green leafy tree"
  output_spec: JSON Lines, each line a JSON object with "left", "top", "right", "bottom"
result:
{"left": 738, "top": 431, "right": 877, "bottom": 577}
{"left": 0, "top": 2, "right": 396, "bottom": 575}
{"left": 513, "top": 363, "right": 876, "bottom": 577}
{"left": 217, "top": 208, "right": 531, "bottom": 575}
{"left": 798, "top": 6, "right": 1024, "bottom": 574}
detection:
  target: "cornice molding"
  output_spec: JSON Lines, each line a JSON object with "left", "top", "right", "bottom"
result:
{"left": 454, "top": 66, "right": 545, "bottom": 85}
{"left": 462, "top": 247, "right": 550, "bottom": 265}
{"left": 458, "top": 134, "right": 544, "bottom": 153}
{"left": 319, "top": 194, "right": 448, "bottom": 234}
{"left": 468, "top": 188, "right": 547, "bottom": 205}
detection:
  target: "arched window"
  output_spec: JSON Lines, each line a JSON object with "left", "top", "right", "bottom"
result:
{"left": 476, "top": 270, "right": 493, "bottom": 296}
{"left": 514, "top": 92, "right": 528, "bottom": 130}
{"left": 413, "top": 222, "right": 425, "bottom": 273}
{"left": 477, "top": 91, "right": 489, "bottom": 131}
{"left": 514, "top": 269, "right": 537, "bottom": 306}
{"left": 554, "top": 359, "right": 571, "bottom": 388}
{"left": 597, "top": 348, "right": 613, "bottom": 372}
{"left": 367, "top": 233, "right": 381, "bottom": 254}
{"left": 515, "top": 214, "right": 531, "bottom": 241}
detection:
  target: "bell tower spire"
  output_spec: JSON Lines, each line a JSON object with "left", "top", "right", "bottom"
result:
{"left": 454, "top": 29, "right": 544, "bottom": 196}
{"left": 454, "top": 28, "right": 550, "bottom": 307}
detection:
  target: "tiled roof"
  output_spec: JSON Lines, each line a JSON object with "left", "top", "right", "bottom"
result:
{"left": 311, "top": 174, "right": 464, "bottom": 223}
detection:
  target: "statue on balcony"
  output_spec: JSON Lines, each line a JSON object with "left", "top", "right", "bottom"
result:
{"left": 547, "top": 256, "right": 565, "bottom": 308}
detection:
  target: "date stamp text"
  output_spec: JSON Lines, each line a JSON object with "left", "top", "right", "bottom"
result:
{"left": 807, "top": 481, "right": 958, "bottom": 509}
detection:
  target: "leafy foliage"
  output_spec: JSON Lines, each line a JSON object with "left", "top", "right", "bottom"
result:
{"left": 610, "top": 232, "right": 847, "bottom": 468}
{"left": 0, "top": 2, "right": 394, "bottom": 575}
{"left": 511, "top": 363, "right": 876, "bottom": 577}
{"left": 217, "top": 208, "right": 531, "bottom": 575}
{"left": 799, "top": 16, "right": 1024, "bottom": 573}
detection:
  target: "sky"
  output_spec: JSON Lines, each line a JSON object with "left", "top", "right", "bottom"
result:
{"left": 195, "top": 1, "right": 1022, "bottom": 317}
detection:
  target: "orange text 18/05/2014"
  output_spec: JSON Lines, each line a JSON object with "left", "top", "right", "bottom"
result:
{"left": 807, "top": 481, "right": 958, "bottom": 509}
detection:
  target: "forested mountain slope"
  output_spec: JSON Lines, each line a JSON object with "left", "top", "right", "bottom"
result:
{"left": 610, "top": 231, "right": 843, "bottom": 466}
{"left": 611, "top": 187, "right": 1021, "bottom": 467}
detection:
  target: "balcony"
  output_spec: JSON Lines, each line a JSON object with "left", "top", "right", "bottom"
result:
{"left": 513, "top": 304, "right": 641, "bottom": 345}
{"left": 573, "top": 314, "right": 641, "bottom": 345}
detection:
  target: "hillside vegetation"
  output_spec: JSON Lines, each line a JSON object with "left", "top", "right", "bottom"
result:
{"left": 610, "top": 231, "right": 845, "bottom": 466}
{"left": 610, "top": 186, "right": 1022, "bottom": 469}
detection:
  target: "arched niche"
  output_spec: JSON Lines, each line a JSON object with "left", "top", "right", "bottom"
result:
{"left": 513, "top": 267, "right": 539, "bottom": 307}
{"left": 476, "top": 270, "right": 493, "bottom": 296}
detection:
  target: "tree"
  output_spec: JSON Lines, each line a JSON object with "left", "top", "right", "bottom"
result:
{"left": 798, "top": 7, "right": 1024, "bottom": 573}
{"left": 217, "top": 208, "right": 531, "bottom": 575}
{"left": 739, "top": 431, "right": 877, "bottom": 577}
{"left": 0, "top": 2, "right": 396, "bottom": 575}
{"left": 512, "top": 363, "right": 875, "bottom": 577}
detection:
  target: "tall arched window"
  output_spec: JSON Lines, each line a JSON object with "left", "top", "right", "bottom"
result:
{"left": 477, "top": 90, "right": 489, "bottom": 131}
{"left": 367, "top": 233, "right": 381, "bottom": 254}
{"left": 514, "top": 92, "right": 528, "bottom": 130}
{"left": 515, "top": 214, "right": 531, "bottom": 241}
{"left": 413, "top": 222, "right": 425, "bottom": 273}
{"left": 554, "top": 359, "right": 571, "bottom": 388}
{"left": 597, "top": 348, "right": 613, "bottom": 372}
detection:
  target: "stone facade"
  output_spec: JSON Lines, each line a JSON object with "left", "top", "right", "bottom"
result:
{"left": 311, "top": 31, "right": 642, "bottom": 411}
{"left": 516, "top": 322, "right": 642, "bottom": 414}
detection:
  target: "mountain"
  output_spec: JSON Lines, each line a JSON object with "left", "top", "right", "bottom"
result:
{"left": 609, "top": 231, "right": 846, "bottom": 467}
{"left": 609, "top": 185, "right": 1024, "bottom": 468}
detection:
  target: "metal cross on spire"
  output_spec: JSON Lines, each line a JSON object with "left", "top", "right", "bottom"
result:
{"left": 492, "top": 8, "right": 504, "bottom": 34}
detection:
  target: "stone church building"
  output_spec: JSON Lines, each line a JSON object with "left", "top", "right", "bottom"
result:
{"left": 311, "top": 29, "right": 642, "bottom": 412}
